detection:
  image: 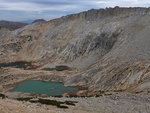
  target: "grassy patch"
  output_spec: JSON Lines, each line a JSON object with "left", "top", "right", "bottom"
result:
{"left": 95, "top": 94, "right": 103, "bottom": 97}
{"left": 53, "top": 95, "right": 63, "bottom": 98}
{"left": 0, "top": 61, "right": 37, "bottom": 70}
{"left": 43, "top": 68, "right": 55, "bottom": 71}
{"left": 104, "top": 93, "right": 112, "bottom": 96}
{"left": 55, "top": 66, "right": 70, "bottom": 71}
{"left": 16, "top": 97, "right": 32, "bottom": 101}
{"left": 16, "top": 97, "right": 77, "bottom": 109}
{"left": 36, "top": 99, "right": 68, "bottom": 108}
{"left": 0, "top": 93, "right": 6, "bottom": 99}
{"left": 68, "top": 94, "right": 96, "bottom": 98}
{"left": 135, "top": 91, "right": 143, "bottom": 94}
{"left": 43, "top": 65, "right": 71, "bottom": 71}
{"left": 65, "top": 101, "right": 77, "bottom": 106}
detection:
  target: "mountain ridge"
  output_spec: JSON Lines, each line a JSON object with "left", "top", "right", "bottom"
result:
{"left": 0, "top": 20, "right": 27, "bottom": 30}
{"left": 1, "top": 7, "right": 150, "bottom": 93}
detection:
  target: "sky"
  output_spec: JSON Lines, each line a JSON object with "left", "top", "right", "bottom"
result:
{"left": 0, "top": 0, "right": 150, "bottom": 22}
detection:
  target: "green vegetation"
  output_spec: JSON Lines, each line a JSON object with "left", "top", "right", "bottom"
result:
{"left": 43, "top": 65, "right": 70, "bottom": 71}
{"left": 53, "top": 95, "right": 63, "bottom": 98}
{"left": 0, "top": 93, "right": 7, "bottom": 99}
{"left": 69, "top": 94, "right": 100, "bottom": 98}
{"left": 104, "top": 93, "right": 112, "bottom": 96}
{"left": 95, "top": 94, "right": 103, "bottom": 97}
{"left": 16, "top": 97, "right": 32, "bottom": 101}
{"left": 43, "top": 68, "right": 55, "bottom": 71}
{"left": 65, "top": 101, "right": 77, "bottom": 106}
{"left": 55, "top": 66, "right": 70, "bottom": 71}
{"left": 31, "top": 99, "right": 68, "bottom": 108}
{"left": 16, "top": 97, "right": 77, "bottom": 109}
{"left": 135, "top": 91, "right": 143, "bottom": 94}
{"left": 0, "top": 61, "right": 37, "bottom": 70}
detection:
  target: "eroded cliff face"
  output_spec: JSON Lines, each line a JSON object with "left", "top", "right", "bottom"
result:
{"left": 1, "top": 7, "right": 150, "bottom": 93}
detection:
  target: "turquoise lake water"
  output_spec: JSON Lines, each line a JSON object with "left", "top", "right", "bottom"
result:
{"left": 10, "top": 79, "right": 77, "bottom": 96}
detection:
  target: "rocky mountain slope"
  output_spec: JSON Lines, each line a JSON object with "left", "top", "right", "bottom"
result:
{"left": 1, "top": 7, "right": 150, "bottom": 94}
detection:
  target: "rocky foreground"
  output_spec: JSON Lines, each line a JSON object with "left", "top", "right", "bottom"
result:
{"left": 1, "top": 93, "right": 150, "bottom": 113}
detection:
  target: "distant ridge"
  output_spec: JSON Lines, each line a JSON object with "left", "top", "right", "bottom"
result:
{"left": 0, "top": 20, "right": 27, "bottom": 30}
{"left": 32, "top": 19, "right": 46, "bottom": 23}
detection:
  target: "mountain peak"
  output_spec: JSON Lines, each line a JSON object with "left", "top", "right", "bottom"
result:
{"left": 32, "top": 19, "right": 46, "bottom": 23}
